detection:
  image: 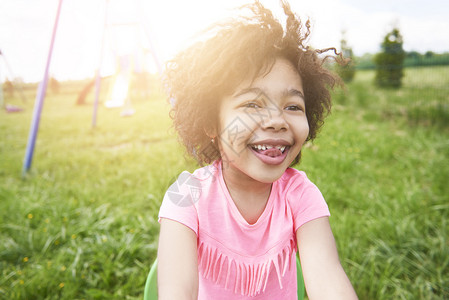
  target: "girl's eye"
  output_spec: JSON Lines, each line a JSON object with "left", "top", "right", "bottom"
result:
{"left": 243, "top": 102, "right": 262, "bottom": 109}
{"left": 285, "top": 105, "right": 304, "bottom": 112}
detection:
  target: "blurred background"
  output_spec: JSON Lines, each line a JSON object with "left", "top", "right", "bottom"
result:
{"left": 1, "top": 0, "right": 448, "bottom": 82}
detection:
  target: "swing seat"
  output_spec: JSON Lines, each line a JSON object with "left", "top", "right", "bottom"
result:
{"left": 144, "top": 256, "right": 305, "bottom": 300}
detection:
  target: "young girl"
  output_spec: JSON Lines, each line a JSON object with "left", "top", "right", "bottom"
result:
{"left": 157, "top": 1, "right": 357, "bottom": 299}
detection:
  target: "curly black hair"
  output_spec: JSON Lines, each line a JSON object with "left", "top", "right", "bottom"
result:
{"left": 164, "top": 0, "right": 341, "bottom": 165}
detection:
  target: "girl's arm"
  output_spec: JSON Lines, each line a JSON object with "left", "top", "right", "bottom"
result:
{"left": 296, "top": 216, "right": 358, "bottom": 299}
{"left": 157, "top": 218, "right": 198, "bottom": 300}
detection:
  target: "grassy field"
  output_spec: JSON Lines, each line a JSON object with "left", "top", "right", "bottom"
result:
{"left": 1, "top": 67, "right": 448, "bottom": 299}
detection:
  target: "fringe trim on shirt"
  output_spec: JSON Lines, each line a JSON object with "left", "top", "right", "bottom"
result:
{"left": 197, "top": 238, "right": 296, "bottom": 297}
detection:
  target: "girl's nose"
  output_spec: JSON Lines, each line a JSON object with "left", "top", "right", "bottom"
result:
{"left": 262, "top": 109, "right": 288, "bottom": 131}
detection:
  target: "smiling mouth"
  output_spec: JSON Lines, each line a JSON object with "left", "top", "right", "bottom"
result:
{"left": 249, "top": 144, "right": 289, "bottom": 157}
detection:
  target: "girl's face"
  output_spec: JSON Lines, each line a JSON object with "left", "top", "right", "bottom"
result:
{"left": 217, "top": 57, "right": 309, "bottom": 184}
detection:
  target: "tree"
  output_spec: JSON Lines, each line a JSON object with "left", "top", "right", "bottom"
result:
{"left": 4, "top": 80, "right": 14, "bottom": 97}
{"left": 425, "top": 51, "right": 434, "bottom": 58}
{"left": 49, "top": 76, "right": 60, "bottom": 94}
{"left": 374, "top": 28, "right": 405, "bottom": 88}
{"left": 335, "top": 33, "right": 356, "bottom": 83}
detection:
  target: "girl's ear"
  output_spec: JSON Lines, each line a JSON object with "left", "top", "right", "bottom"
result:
{"left": 204, "top": 125, "right": 218, "bottom": 139}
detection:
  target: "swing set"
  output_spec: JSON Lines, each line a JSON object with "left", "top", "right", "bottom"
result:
{"left": 22, "top": 0, "right": 162, "bottom": 176}
{"left": 0, "top": 49, "right": 27, "bottom": 112}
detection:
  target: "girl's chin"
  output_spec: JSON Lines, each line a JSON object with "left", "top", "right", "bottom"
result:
{"left": 231, "top": 161, "right": 288, "bottom": 184}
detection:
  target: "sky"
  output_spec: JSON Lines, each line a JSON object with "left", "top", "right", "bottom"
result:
{"left": 0, "top": 0, "right": 448, "bottom": 83}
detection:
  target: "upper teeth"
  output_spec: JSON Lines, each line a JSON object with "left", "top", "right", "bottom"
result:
{"left": 252, "top": 145, "right": 286, "bottom": 152}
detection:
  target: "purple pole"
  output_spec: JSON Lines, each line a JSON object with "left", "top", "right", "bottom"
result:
{"left": 92, "top": 0, "right": 109, "bottom": 128}
{"left": 22, "top": 0, "right": 63, "bottom": 176}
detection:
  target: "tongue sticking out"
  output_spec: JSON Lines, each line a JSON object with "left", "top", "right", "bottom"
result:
{"left": 257, "top": 148, "right": 283, "bottom": 157}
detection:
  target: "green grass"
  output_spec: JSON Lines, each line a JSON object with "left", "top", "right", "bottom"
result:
{"left": 1, "top": 67, "right": 448, "bottom": 299}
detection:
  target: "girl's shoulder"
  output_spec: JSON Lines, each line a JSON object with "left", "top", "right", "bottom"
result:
{"left": 277, "top": 168, "right": 323, "bottom": 199}
{"left": 278, "top": 167, "right": 311, "bottom": 186}
{"left": 191, "top": 161, "right": 220, "bottom": 181}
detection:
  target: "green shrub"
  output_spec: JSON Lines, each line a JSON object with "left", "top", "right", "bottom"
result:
{"left": 374, "top": 28, "right": 406, "bottom": 88}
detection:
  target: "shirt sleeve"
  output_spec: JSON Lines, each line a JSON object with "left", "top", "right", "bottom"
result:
{"left": 289, "top": 172, "right": 330, "bottom": 232}
{"left": 158, "top": 171, "right": 199, "bottom": 236}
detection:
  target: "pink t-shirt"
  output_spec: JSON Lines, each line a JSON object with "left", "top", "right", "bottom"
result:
{"left": 158, "top": 160, "right": 330, "bottom": 299}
